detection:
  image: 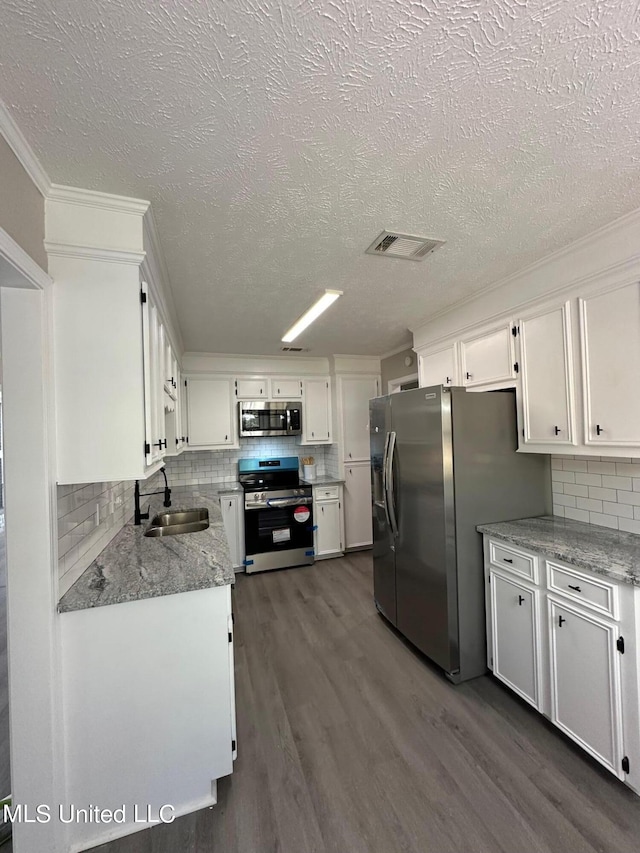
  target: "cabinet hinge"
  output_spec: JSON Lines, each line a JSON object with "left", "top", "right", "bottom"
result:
{"left": 228, "top": 631, "right": 233, "bottom": 643}
{"left": 622, "top": 756, "right": 630, "bottom": 773}
{"left": 522, "top": 428, "right": 525, "bottom": 437}
{"left": 511, "top": 325, "right": 519, "bottom": 337}
{"left": 140, "top": 289, "right": 147, "bottom": 304}
{"left": 513, "top": 362, "right": 519, "bottom": 374}
{"left": 617, "top": 636, "right": 625, "bottom": 654}
{"left": 184, "top": 379, "right": 187, "bottom": 387}
{"left": 232, "top": 739, "right": 237, "bottom": 752}
{"left": 144, "top": 441, "right": 150, "bottom": 455}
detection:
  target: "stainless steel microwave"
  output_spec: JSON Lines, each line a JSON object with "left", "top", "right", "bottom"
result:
{"left": 239, "top": 401, "right": 302, "bottom": 437}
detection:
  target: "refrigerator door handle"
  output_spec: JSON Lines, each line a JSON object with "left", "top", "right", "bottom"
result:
{"left": 381, "top": 432, "right": 394, "bottom": 531}
{"left": 386, "top": 430, "right": 399, "bottom": 537}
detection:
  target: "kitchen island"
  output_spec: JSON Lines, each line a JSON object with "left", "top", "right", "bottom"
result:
{"left": 58, "top": 487, "right": 236, "bottom": 852}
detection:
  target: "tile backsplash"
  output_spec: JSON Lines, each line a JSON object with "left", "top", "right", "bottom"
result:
{"left": 552, "top": 455, "right": 640, "bottom": 532}
{"left": 57, "top": 439, "right": 340, "bottom": 593}
{"left": 160, "top": 438, "right": 337, "bottom": 488}
{"left": 57, "top": 480, "right": 135, "bottom": 596}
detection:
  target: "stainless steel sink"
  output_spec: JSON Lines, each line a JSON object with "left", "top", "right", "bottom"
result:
{"left": 144, "top": 507, "right": 209, "bottom": 537}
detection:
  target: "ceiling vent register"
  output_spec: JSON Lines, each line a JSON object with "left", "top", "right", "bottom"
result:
{"left": 281, "top": 346, "right": 307, "bottom": 352}
{"left": 366, "top": 231, "right": 445, "bottom": 261}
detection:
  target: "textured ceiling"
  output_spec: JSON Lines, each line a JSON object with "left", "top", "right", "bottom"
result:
{"left": 1, "top": 0, "right": 640, "bottom": 356}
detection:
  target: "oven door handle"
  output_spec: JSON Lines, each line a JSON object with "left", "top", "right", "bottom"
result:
{"left": 265, "top": 497, "right": 313, "bottom": 508}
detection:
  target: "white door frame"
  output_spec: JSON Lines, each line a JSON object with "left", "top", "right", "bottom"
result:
{"left": 387, "top": 372, "right": 419, "bottom": 394}
{"left": 0, "top": 226, "right": 63, "bottom": 852}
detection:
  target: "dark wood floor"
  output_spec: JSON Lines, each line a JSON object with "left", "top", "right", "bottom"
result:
{"left": 94, "top": 551, "right": 640, "bottom": 853}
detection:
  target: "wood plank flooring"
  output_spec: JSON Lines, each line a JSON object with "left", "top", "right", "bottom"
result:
{"left": 94, "top": 551, "right": 640, "bottom": 853}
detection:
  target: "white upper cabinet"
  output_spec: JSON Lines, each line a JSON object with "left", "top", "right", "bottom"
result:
{"left": 580, "top": 281, "right": 640, "bottom": 446}
{"left": 460, "top": 321, "right": 516, "bottom": 388}
{"left": 234, "top": 377, "right": 268, "bottom": 399}
{"left": 300, "top": 378, "right": 332, "bottom": 444}
{"left": 186, "top": 377, "right": 236, "bottom": 449}
{"left": 518, "top": 302, "right": 576, "bottom": 445}
{"left": 339, "top": 376, "right": 380, "bottom": 461}
{"left": 270, "top": 377, "right": 303, "bottom": 399}
{"left": 418, "top": 344, "right": 458, "bottom": 388}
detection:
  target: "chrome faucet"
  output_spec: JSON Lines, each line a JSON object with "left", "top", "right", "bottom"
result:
{"left": 134, "top": 467, "right": 172, "bottom": 525}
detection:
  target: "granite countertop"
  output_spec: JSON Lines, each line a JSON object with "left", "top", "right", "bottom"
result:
{"left": 477, "top": 515, "right": 640, "bottom": 586}
{"left": 301, "top": 475, "right": 345, "bottom": 486}
{"left": 59, "top": 487, "right": 235, "bottom": 613}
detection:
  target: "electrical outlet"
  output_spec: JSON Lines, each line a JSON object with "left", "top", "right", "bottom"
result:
{"left": 114, "top": 495, "right": 123, "bottom": 507}
{"left": 95, "top": 503, "right": 100, "bottom": 528}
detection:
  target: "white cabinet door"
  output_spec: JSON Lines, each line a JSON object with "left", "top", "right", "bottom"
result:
{"left": 340, "top": 376, "right": 379, "bottom": 461}
{"left": 490, "top": 570, "right": 542, "bottom": 710}
{"left": 519, "top": 302, "right": 576, "bottom": 445}
{"left": 343, "top": 462, "right": 373, "bottom": 548}
{"left": 220, "top": 495, "right": 244, "bottom": 570}
{"left": 186, "top": 377, "right": 235, "bottom": 448}
{"left": 234, "top": 377, "right": 268, "bottom": 399}
{"left": 315, "top": 499, "right": 343, "bottom": 558}
{"left": 580, "top": 281, "right": 640, "bottom": 445}
{"left": 418, "top": 345, "right": 457, "bottom": 388}
{"left": 301, "top": 377, "right": 332, "bottom": 444}
{"left": 460, "top": 322, "right": 515, "bottom": 387}
{"left": 271, "top": 377, "right": 303, "bottom": 399}
{"left": 548, "top": 597, "right": 624, "bottom": 778}
{"left": 142, "top": 291, "right": 167, "bottom": 466}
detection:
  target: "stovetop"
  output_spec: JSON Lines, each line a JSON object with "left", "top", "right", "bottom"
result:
{"left": 238, "top": 455, "right": 302, "bottom": 493}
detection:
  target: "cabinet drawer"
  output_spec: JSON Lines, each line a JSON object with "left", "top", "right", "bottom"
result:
{"left": 547, "top": 561, "right": 619, "bottom": 620}
{"left": 489, "top": 540, "right": 538, "bottom": 583}
{"left": 315, "top": 485, "right": 339, "bottom": 500}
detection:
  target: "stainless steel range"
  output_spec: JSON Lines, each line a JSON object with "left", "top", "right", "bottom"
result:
{"left": 238, "top": 457, "right": 314, "bottom": 574}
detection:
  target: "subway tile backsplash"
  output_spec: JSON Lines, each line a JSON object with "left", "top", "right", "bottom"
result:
{"left": 57, "top": 439, "right": 341, "bottom": 592}
{"left": 552, "top": 455, "right": 640, "bottom": 533}
{"left": 57, "top": 480, "right": 135, "bottom": 597}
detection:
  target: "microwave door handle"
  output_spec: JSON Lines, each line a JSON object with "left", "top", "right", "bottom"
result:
{"left": 386, "top": 431, "right": 398, "bottom": 537}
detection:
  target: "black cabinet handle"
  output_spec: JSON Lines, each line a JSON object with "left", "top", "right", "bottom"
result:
{"left": 568, "top": 584, "right": 582, "bottom": 592}
{"left": 554, "top": 426, "right": 561, "bottom": 435}
{"left": 466, "top": 372, "right": 472, "bottom": 380}
{"left": 503, "top": 558, "right": 513, "bottom": 564}
{"left": 558, "top": 615, "right": 566, "bottom": 627}
{"left": 446, "top": 376, "right": 452, "bottom": 384}
{"left": 596, "top": 424, "right": 604, "bottom": 435}
{"left": 518, "top": 595, "right": 525, "bottom": 606}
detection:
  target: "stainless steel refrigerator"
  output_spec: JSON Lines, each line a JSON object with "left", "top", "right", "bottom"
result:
{"left": 370, "top": 386, "right": 551, "bottom": 683}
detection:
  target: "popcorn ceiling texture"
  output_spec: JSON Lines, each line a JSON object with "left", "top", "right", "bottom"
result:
{"left": 2, "top": 2, "right": 640, "bottom": 355}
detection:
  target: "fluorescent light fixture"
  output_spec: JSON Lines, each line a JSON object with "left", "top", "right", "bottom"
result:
{"left": 281, "top": 289, "right": 343, "bottom": 343}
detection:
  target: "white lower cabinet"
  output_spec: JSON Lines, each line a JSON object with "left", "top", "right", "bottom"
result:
{"left": 484, "top": 535, "right": 635, "bottom": 790}
{"left": 313, "top": 484, "right": 344, "bottom": 559}
{"left": 490, "top": 570, "right": 541, "bottom": 710}
{"left": 220, "top": 494, "right": 245, "bottom": 570}
{"left": 60, "top": 584, "right": 236, "bottom": 851}
{"left": 548, "top": 597, "right": 624, "bottom": 777}
{"left": 343, "top": 463, "right": 373, "bottom": 549}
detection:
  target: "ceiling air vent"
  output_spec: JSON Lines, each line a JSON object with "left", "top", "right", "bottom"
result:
{"left": 365, "top": 231, "right": 445, "bottom": 261}
{"left": 281, "top": 346, "right": 307, "bottom": 352}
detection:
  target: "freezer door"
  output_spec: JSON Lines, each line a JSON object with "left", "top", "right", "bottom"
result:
{"left": 391, "top": 386, "right": 459, "bottom": 674}
{"left": 370, "top": 395, "right": 396, "bottom": 625}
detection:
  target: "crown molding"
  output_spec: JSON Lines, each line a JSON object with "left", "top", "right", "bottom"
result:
{"left": 44, "top": 241, "right": 145, "bottom": 265}
{"left": 379, "top": 341, "right": 414, "bottom": 360}
{"left": 141, "top": 209, "right": 184, "bottom": 355}
{"left": 48, "top": 183, "right": 149, "bottom": 215}
{"left": 0, "top": 227, "right": 52, "bottom": 290}
{"left": 0, "top": 98, "right": 51, "bottom": 197}
{"left": 409, "top": 204, "right": 640, "bottom": 335}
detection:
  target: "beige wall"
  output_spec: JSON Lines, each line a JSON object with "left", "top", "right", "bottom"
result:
{"left": 380, "top": 346, "right": 417, "bottom": 391}
{"left": 0, "top": 135, "right": 47, "bottom": 269}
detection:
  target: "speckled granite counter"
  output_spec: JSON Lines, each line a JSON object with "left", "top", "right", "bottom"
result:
{"left": 59, "top": 487, "right": 235, "bottom": 613}
{"left": 477, "top": 515, "right": 640, "bottom": 586}
{"left": 216, "top": 481, "right": 242, "bottom": 495}
{"left": 301, "top": 475, "right": 345, "bottom": 486}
